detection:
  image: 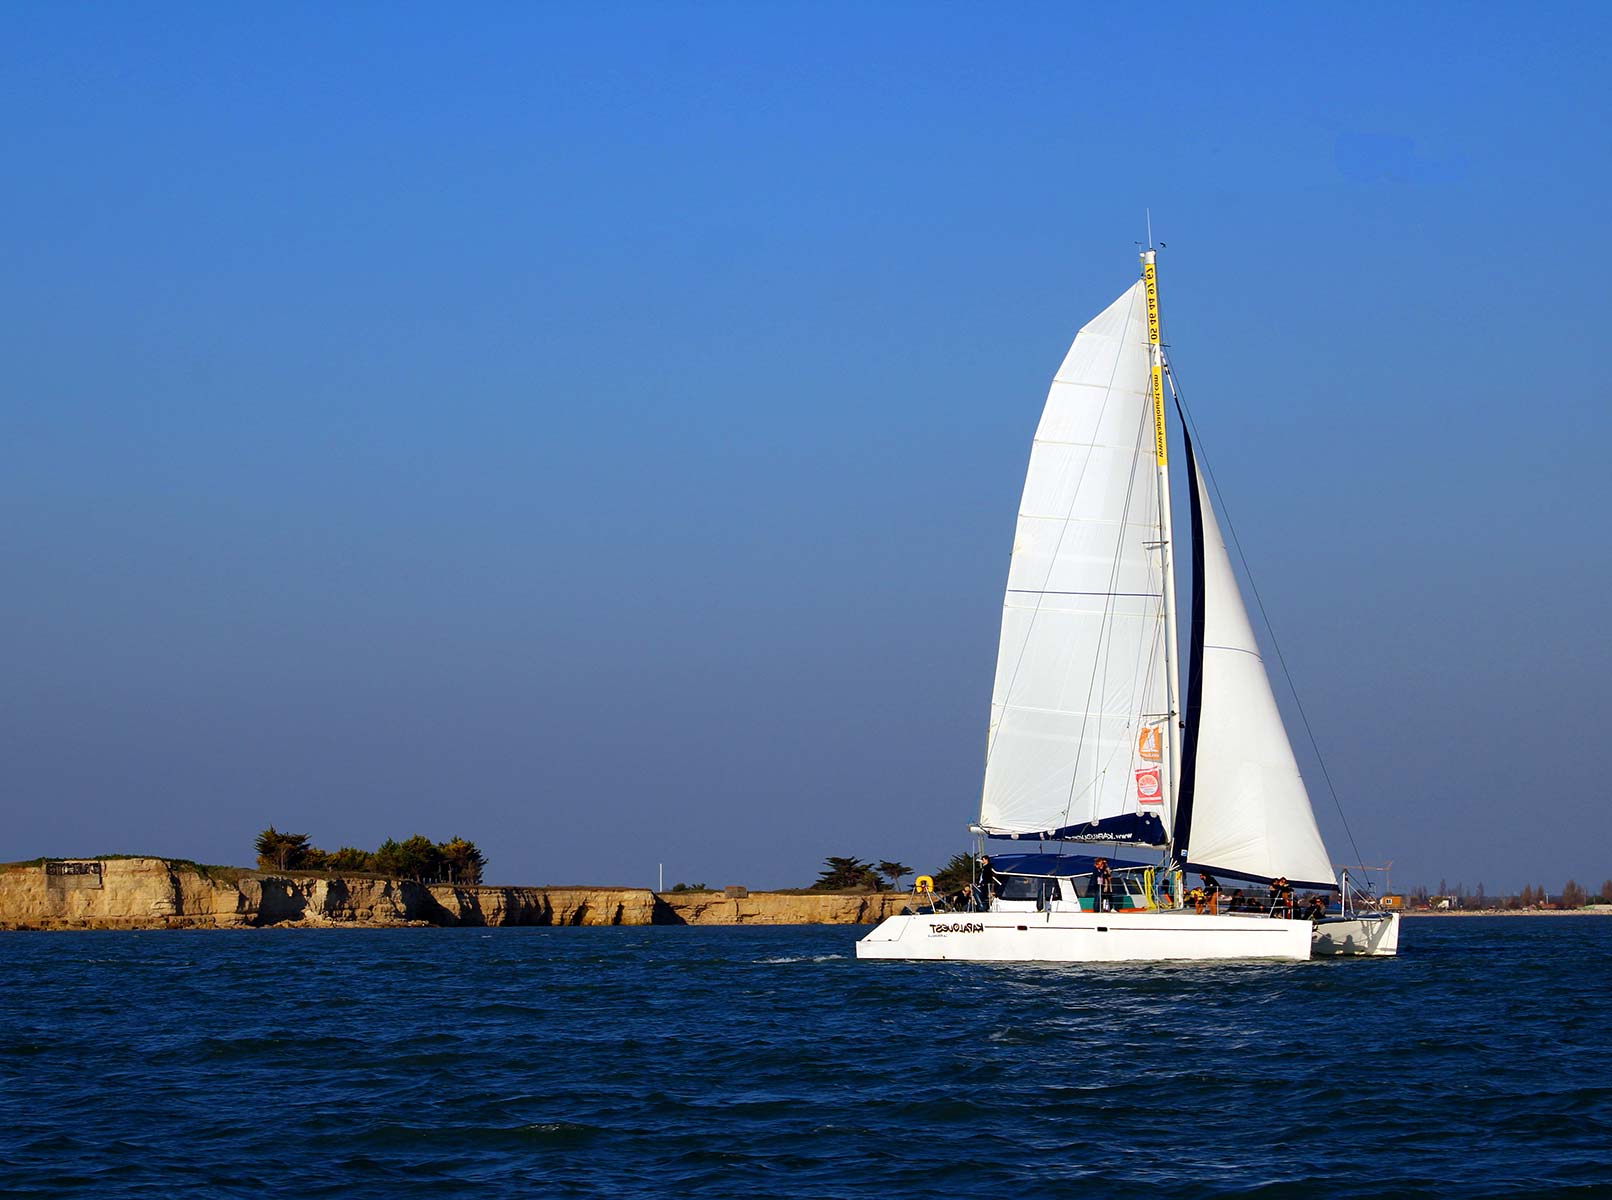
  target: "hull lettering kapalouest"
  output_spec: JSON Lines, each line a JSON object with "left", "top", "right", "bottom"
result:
{"left": 861, "top": 911, "right": 1317, "bottom": 962}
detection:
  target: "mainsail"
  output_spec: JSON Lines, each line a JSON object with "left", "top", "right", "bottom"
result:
{"left": 1173, "top": 436, "right": 1336, "bottom": 889}
{"left": 978, "top": 282, "right": 1171, "bottom": 845}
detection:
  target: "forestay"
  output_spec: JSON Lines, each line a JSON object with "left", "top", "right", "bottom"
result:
{"left": 978, "top": 282, "right": 1170, "bottom": 845}
{"left": 1174, "top": 446, "right": 1336, "bottom": 888}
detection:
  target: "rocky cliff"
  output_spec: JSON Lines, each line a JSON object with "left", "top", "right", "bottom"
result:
{"left": 656, "top": 891, "right": 911, "bottom": 926}
{"left": 0, "top": 859, "right": 912, "bottom": 930}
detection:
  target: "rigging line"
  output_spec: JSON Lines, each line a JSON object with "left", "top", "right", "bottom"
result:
{"left": 1056, "top": 355, "right": 1169, "bottom": 842}
{"left": 1063, "top": 401, "right": 1149, "bottom": 829}
{"left": 1130, "top": 426, "right": 1172, "bottom": 837}
{"left": 1060, "top": 390, "right": 1152, "bottom": 831}
{"left": 1134, "top": 547, "right": 1169, "bottom": 833}
{"left": 1106, "top": 456, "right": 1169, "bottom": 834}
{"left": 983, "top": 285, "right": 1143, "bottom": 775}
{"left": 1112, "top": 404, "right": 1168, "bottom": 777}
{"left": 1158, "top": 342, "right": 1370, "bottom": 881}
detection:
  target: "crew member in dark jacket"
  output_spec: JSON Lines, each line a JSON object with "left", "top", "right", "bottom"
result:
{"left": 974, "top": 855, "right": 996, "bottom": 910}
{"left": 1268, "top": 876, "right": 1295, "bottom": 917}
{"left": 1091, "top": 857, "right": 1113, "bottom": 911}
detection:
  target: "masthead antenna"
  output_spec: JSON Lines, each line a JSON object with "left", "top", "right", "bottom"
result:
{"left": 1146, "top": 208, "right": 1153, "bottom": 250}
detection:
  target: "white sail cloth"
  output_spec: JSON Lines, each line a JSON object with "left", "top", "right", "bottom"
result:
{"left": 978, "top": 282, "right": 1170, "bottom": 842}
{"left": 1182, "top": 467, "right": 1335, "bottom": 887}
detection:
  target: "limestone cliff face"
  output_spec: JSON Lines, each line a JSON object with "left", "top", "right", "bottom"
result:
{"left": 654, "top": 891, "right": 911, "bottom": 926}
{"left": 0, "top": 860, "right": 911, "bottom": 930}
{"left": 0, "top": 858, "right": 238, "bottom": 929}
{"left": 0, "top": 858, "right": 426, "bottom": 930}
{"left": 241, "top": 874, "right": 418, "bottom": 926}
{"left": 424, "top": 886, "right": 659, "bottom": 927}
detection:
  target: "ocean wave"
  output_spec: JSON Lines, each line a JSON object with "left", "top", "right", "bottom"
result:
{"left": 752, "top": 953, "right": 846, "bottom": 963}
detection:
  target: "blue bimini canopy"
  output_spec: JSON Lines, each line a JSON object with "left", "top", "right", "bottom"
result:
{"left": 987, "top": 853, "right": 1154, "bottom": 878}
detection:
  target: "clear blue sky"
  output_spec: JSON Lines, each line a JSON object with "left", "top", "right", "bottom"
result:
{"left": 3, "top": 2, "right": 1608, "bottom": 894}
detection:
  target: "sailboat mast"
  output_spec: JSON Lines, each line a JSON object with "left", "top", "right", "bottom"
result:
{"left": 1141, "top": 248, "right": 1183, "bottom": 839}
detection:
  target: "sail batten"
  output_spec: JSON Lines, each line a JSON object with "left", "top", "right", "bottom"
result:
{"left": 978, "top": 280, "right": 1171, "bottom": 846}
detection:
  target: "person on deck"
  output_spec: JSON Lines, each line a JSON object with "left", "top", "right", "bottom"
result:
{"left": 1304, "top": 894, "right": 1327, "bottom": 922}
{"left": 1198, "top": 873, "right": 1222, "bottom": 915}
{"left": 1228, "top": 887, "right": 1247, "bottom": 913}
{"left": 974, "top": 856, "right": 996, "bottom": 911}
{"left": 1268, "top": 876, "right": 1295, "bottom": 918}
{"left": 1091, "top": 858, "right": 1113, "bottom": 912}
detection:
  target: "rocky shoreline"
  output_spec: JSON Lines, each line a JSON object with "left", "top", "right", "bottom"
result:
{"left": 0, "top": 857, "right": 914, "bottom": 931}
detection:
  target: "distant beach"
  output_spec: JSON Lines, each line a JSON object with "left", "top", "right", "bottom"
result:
{"left": 1403, "top": 907, "right": 1612, "bottom": 917}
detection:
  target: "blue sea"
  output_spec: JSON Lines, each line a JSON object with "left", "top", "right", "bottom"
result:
{"left": 2, "top": 918, "right": 1609, "bottom": 1198}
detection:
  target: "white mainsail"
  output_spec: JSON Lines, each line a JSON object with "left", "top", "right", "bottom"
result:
{"left": 978, "top": 282, "right": 1171, "bottom": 843}
{"left": 1177, "top": 459, "right": 1335, "bottom": 887}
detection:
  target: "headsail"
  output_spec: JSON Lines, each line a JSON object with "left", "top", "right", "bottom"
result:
{"left": 1173, "top": 436, "right": 1336, "bottom": 889}
{"left": 978, "top": 281, "right": 1171, "bottom": 846}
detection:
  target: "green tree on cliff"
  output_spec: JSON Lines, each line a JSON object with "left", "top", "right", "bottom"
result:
{"left": 373, "top": 834, "right": 445, "bottom": 881}
{"left": 439, "top": 837, "right": 486, "bottom": 885}
{"left": 253, "top": 829, "right": 485, "bottom": 882}
{"left": 371, "top": 838, "right": 405, "bottom": 878}
{"left": 877, "top": 860, "right": 913, "bottom": 890}
{"left": 326, "top": 847, "right": 374, "bottom": 872}
{"left": 811, "top": 856, "right": 882, "bottom": 891}
{"left": 254, "top": 827, "right": 313, "bottom": 872}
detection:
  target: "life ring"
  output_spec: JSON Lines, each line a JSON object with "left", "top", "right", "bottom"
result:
{"left": 913, "top": 875, "right": 934, "bottom": 895}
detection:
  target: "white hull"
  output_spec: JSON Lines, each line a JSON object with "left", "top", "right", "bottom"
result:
{"left": 855, "top": 909, "right": 1314, "bottom": 963}
{"left": 1310, "top": 911, "right": 1400, "bottom": 957}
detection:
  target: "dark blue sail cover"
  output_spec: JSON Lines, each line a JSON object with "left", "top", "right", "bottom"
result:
{"left": 983, "top": 811, "right": 1168, "bottom": 847}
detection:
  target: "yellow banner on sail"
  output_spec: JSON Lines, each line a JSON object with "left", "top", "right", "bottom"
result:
{"left": 1143, "top": 261, "right": 1160, "bottom": 346}
{"left": 1151, "top": 365, "right": 1167, "bottom": 465}
{"left": 1143, "top": 258, "right": 1166, "bottom": 464}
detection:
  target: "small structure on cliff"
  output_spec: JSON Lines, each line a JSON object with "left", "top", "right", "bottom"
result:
{"left": 44, "top": 861, "right": 104, "bottom": 890}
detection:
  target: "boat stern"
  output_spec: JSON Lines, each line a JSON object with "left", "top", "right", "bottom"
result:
{"left": 1311, "top": 911, "right": 1400, "bottom": 957}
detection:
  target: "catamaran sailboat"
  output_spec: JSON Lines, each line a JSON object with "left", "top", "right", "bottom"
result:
{"left": 856, "top": 248, "right": 1399, "bottom": 963}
